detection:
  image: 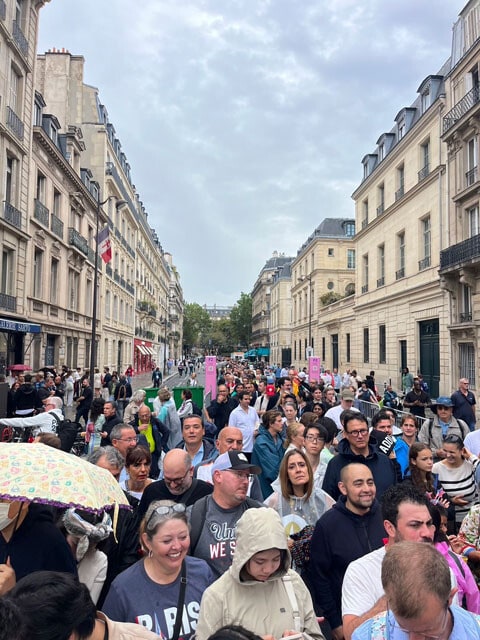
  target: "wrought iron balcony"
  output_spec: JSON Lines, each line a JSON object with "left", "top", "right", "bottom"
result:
{"left": 443, "top": 85, "right": 480, "bottom": 135}
{"left": 376, "top": 203, "right": 384, "bottom": 217}
{"left": 3, "top": 201, "right": 21, "bottom": 229}
{"left": 34, "top": 199, "right": 49, "bottom": 226}
{"left": 50, "top": 213, "right": 63, "bottom": 239}
{"left": 0, "top": 1, "right": 6, "bottom": 21}
{"left": 361, "top": 218, "right": 368, "bottom": 229}
{"left": 395, "top": 186, "right": 404, "bottom": 201}
{"left": 440, "top": 234, "right": 480, "bottom": 271}
{"left": 466, "top": 166, "right": 478, "bottom": 187}
{"left": 361, "top": 284, "right": 369, "bottom": 294}
{"left": 377, "top": 276, "right": 385, "bottom": 287}
{"left": 68, "top": 227, "right": 88, "bottom": 256}
{"left": 418, "top": 256, "right": 431, "bottom": 271}
{"left": 460, "top": 312, "right": 473, "bottom": 322}
{"left": 0, "top": 292, "right": 16, "bottom": 312}
{"left": 12, "top": 21, "right": 28, "bottom": 57}
{"left": 396, "top": 267, "right": 405, "bottom": 280}
{"left": 6, "top": 106, "right": 24, "bottom": 141}
{"left": 418, "top": 164, "right": 429, "bottom": 182}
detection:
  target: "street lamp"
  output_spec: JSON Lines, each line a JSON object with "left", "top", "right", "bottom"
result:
{"left": 299, "top": 274, "right": 313, "bottom": 358}
{"left": 89, "top": 190, "right": 127, "bottom": 389}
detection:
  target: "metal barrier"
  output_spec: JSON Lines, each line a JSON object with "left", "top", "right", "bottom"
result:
{"left": 356, "top": 399, "right": 429, "bottom": 430}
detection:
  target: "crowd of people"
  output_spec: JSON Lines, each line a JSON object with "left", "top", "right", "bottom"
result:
{"left": 1, "top": 359, "right": 480, "bottom": 640}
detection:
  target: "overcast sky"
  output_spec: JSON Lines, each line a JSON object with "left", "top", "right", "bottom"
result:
{"left": 37, "top": 1, "right": 466, "bottom": 306}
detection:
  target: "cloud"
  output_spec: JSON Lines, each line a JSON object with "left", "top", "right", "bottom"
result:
{"left": 37, "top": 0, "right": 465, "bottom": 304}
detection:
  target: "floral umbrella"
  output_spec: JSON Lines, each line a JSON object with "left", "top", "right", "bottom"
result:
{"left": 0, "top": 443, "right": 130, "bottom": 513}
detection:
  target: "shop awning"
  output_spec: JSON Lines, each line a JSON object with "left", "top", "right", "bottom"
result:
{"left": 136, "top": 345, "right": 148, "bottom": 355}
{"left": 144, "top": 347, "right": 155, "bottom": 356}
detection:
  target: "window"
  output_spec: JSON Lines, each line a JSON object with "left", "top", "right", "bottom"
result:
{"left": 347, "top": 249, "right": 355, "bottom": 269}
{"left": 363, "top": 328, "right": 369, "bottom": 363}
{"left": 1, "top": 248, "right": 14, "bottom": 295}
{"left": 469, "top": 206, "right": 479, "bottom": 237}
{"left": 328, "top": 248, "right": 334, "bottom": 257}
{"left": 50, "top": 121, "right": 58, "bottom": 145}
{"left": 113, "top": 295, "right": 118, "bottom": 320}
{"left": 362, "top": 254, "right": 369, "bottom": 293}
{"left": 378, "top": 143, "right": 385, "bottom": 161}
{"left": 362, "top": 199, "right": 368, "bottom": 226}
{"left": 50, "top": 258, "right": 58, "bottom": 304}
{"left": 345, "top": 222, "right": 355, "bottom": 237}
{"left": 419, "top": 140, "right": 430, "bottom": 181}
{"left": 9, "top": 67, "right": 21, "bottom": 113}
{"left": 421, "top": 88, "right": 430, "bottom": 113}
{"left": 377, "top": 245, "right": 385, "bottom": 287}
{"left": 322, "top": 337, "right": 326, "bottom": 362}
{"left": 379, "top": 325, "right": 386, "bottom": 364}
{"left": 398, "top": 119, "right": 406, "bottom": 140}
{"left": 396, "top": 232, "right": 405, "bottom": 279}
{"left": 85, "top": 279, "right": 92, "bottom": 316}
{"left": 466, "top": 137, "right": 478, "bottom": 185}
{"left": 68, "top": 269, "right": 79, "bottom": 310}
{"left": 459, "top": 343, "right": 475, "bottom": 386}
{"left": 69, "top": 209, "right": 81, "bottom": 231}
{"left": 105, "top": 290, "right": 110, "bottom": 319}
{"left": 461, "top": 285, "right": 473, "bottom": 322}
{"left": 5, "top": 156, "right": 15, "bottom": 204}
{"left": 293, "top": 340, "right": 296, "bottom": 361}
{"left": 396, "top": 165, "right": 405, "bottom": 200}
{"left": 346, "top": 333, "right": 351, "bottom": 362}
{"left": 33, "top": 248, "right": 43, "bottom": 298}
{"left": 377, "top": 184, "right": 385, "bottom": 216}
{"left": 36, "top": 172, "right": 46, "bottom": 203}
{"left": 420, "top": 216, "right": 431, "bottom": 270}
{"left": 53, "top": 189, "right": 61, "bottom": 217}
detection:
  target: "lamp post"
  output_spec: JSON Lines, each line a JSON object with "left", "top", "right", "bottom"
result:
{"left": 299, "top": 274, "right": 313, "bottom": 359}
{"left": 89, "top": 190, "right": 127, "bottom": 389}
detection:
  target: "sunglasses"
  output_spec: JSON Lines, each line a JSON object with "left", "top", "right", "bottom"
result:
{"left": 146, "top": 503, "right": 186, "bottom": 529}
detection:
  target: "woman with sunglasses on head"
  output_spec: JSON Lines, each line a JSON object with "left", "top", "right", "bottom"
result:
{"left": 432, "top": 434, "right": 479, "bottom": 529}
{"left": 102, "top": 499, "right": 214, "bottom": 639}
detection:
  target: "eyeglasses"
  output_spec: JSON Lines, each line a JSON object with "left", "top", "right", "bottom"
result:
{"left": 224, "top": 469, "right": 253, "bottom": 481}
{"left": 163, "top": 468, "right": 190, "bottom": 485}
{"left": 146, "top": 503, "right": 186, "bottom": 528}
{"left": 305, "top": 436, "right": 325, "bottom": 443}
{"left": 117, "top": 436, "right": 140, "bottom": 443}
{"left": 345, "top": 429, "right": 369, "bottom": 438}
{"left": 437, "top": 405, "right": 451, "bottom": 411}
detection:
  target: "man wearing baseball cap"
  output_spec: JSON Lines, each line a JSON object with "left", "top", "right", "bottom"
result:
{"left": 325, "top": 388, "right": 360, "bottom": 433}
{"left": 188, "top": 451, "right": 262, "bottom": 577}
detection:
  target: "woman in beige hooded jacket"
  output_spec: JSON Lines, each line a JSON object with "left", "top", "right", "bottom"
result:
{"left": 195, "top": 507, "right": 324, "bottom": 640}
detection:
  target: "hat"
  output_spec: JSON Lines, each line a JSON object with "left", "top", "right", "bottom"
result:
{"left": 431, "top": 396, "right": 453, "bottom": 414}
{"left": 211, "top": 451, "right": 261, "bottom": 475}
{"left": 298, "top": 371, "right": 306, "bottom": 379}
{"left": 340, "top": 389, "right": 355, "bottom": 400}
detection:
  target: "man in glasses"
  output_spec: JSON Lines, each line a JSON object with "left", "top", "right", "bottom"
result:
{"left": 322, "top": 411, "right": 397, "bottom": 501}
{"left": 352, "top": 541, "right": 480, "bottom": 639}
{"left": 418, "top": 396, "right": 469, "bottom": 461}
{"left": 189, "top": 450, "right": 262, "bottom": 577}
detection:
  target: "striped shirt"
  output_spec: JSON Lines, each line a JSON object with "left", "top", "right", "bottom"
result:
{"left": 432, "top": 457, "right": 479, "bottom": 523}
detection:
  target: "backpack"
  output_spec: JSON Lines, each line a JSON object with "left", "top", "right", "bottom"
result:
{"left": 191, "top": 401, "right": 202, "bottom": 417}
{"left": 51, "top": 414, "right": 80, "bottom": 453}
{"left": 427, "top": 417, "right": 469, "bottom": 441}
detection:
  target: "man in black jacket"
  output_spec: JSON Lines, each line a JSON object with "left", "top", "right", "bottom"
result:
{"left": 309, "top": 463, "right": 385, "bottom": 640}
{"left": 100, "top": 401, "right": 123, "bottom": 447}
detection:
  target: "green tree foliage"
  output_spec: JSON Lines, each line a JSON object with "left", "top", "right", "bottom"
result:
{"left": 182, "top": 303, "right": 212, "bottom": 350}
{"left": 230, "top": 292, "right": 252, "bottom": 347}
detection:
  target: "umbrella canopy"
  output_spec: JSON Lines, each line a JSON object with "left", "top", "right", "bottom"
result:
{"left": 0, "top": 443, "right": 130, "bottom": 513}
{"left": 6, "top": 364, "right": 31, "bottom": 372}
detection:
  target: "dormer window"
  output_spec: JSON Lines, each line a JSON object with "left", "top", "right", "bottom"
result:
{"left": 421, "top": 88, "right": 430, "bottom": 113}
{"left": 50, "top": 120, "right": 58, "bottom": 145}
{"left": 398, "top": 119, "right": 406, "bottom": 140}
{"left": 378, "top": 143, "right": 385, "bottom": 161}
{"left": 345, "top": 222, "right": 355, "bottom": 237}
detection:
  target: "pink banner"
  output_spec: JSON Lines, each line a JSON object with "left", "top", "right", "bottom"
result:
{"left": 205, "top": 356, "right": 217, "bottom": 400}
{"left": 308, "top": 357, "right": 321, "bottom": 383}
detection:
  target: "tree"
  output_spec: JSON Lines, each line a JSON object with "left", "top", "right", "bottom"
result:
{"left": 182, "top": 303, "right": 212, "bottom": 352}
{"left": 230, "top": 292, "right": 252, "bottom": 347}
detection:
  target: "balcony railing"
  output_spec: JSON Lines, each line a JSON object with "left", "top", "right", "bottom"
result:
{"left": 68, "top": 227, "right": 89, "bottom": 256}
{"left": 126, "top": 282, "right": 134, "bottom": 295}
{"left": 466, "top": 166, "right": 478, "bottom": 187}
{"left": 376, "top": 203, "right": 384, "bottom": 217}
{"left": 460, "top": 312, "right": 473, "bottom": 322}
{"left": 3, "top": 201, "right": 21, "bottom": 229}
{"left": 443, "top": 85, "right": 480, "bottom": 135}
{"left": 0, "top": 1, "right": 6, "bottom": 21}
{"left": 395, "top": 186, "right": 404, "bottom": 201}
{"left": 418, "top": 255, "right": 431, "bottom": 271}
{"left": 377, "top": 277, "right": 385, "bottom": 287}
{"left": 50, "top": 213, "right": 63, "bottom": 239}
{"left": 440, "top": 234, "right": 480, "bottom": 271}
{"left": 6, "top": 106, "right": 24, "bottom": 141}
{"left": 33, "top": 199, "right": 49, "bottom": 226}
{"left": 361, "top": 284, "right": 369, "bottom": 294}
{"left": 12, "top": 21, "right": 28, "bottom": 58}
{"left": 361, "top": 218, "right": 368, "bottom": 229}
{"left": 0, "top": 292, "right": 16, "bottom": 312}
{"left": 396, "top": 267, "right": 405, "bottom": 280}
{"left": 418, "top": 164, "right": 429, "bottom": 182}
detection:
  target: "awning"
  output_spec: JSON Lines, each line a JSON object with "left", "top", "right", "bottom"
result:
{"left": 136, "top": 345, "right": 148, "bottom": 355}
{"left": 244, "top": 349, "right": 257, "bottom": 358}
{"left": 144, "top": 347, "right": 155, "bottom": 356}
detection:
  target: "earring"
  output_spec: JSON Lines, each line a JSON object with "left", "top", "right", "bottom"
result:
{"left": 148, "top": 549, "right": 153, "bottom": 559}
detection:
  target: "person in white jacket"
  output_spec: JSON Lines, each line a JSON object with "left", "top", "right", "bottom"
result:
{"left": 0, "top": 396, "right": 63, "bottom": 437}
{"left": 195, "top": 507, "right": 325, "bottom": 640}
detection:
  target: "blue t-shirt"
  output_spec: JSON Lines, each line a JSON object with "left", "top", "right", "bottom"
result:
{"left": 102, "top": 556, "right": 214, "bottom": 639}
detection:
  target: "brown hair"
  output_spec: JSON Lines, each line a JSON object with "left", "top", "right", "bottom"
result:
{"left": 125, "top": 445, "right": 152, "bottom": 468}
{"left": 279, "top": 448, "right": 313, "bottom": 500}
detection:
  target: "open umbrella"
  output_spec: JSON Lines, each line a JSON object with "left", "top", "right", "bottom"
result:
{"left": 0, "top": 443, "right": 130, "bottom": 513}
{"left": 6, "top": 364, "right": 31, "bottom": 372}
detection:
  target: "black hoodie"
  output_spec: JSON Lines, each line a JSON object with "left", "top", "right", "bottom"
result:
{"left": 307, "top": 496, "right": 386, "bottom": 629}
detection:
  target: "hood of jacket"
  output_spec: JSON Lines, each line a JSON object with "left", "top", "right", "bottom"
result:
{"left": 230, "top": 507, "right": 291, "bottom": 584}
{"left": 338, "top": 436, "right": 378, "bottom": 460}
{"left": 17, "top": 383, "right": 34, "bottom": 395}
{"left": 334, "top": 494, "right": 381, "bottom": 523}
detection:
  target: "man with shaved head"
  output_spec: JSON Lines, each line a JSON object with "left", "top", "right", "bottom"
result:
{"left": 195, "top": 426, "right": 263, "bottom": 501}
{"left": 307, "top": 463, "right": 386, "bottom": 640}
{"left": 137, "top": 449, "right": 213, "bottom": 519}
